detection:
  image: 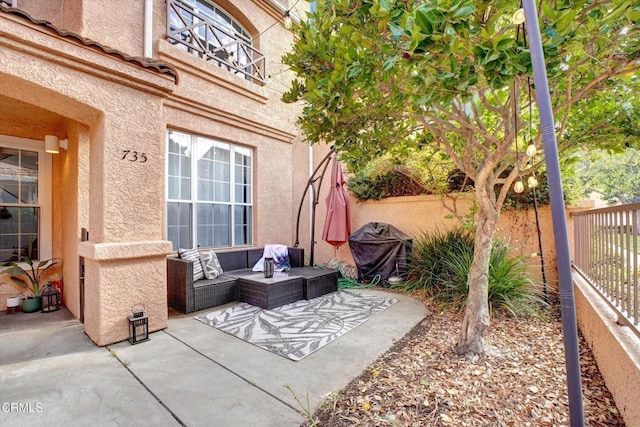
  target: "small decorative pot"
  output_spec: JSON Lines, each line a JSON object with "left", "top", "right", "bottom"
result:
{"left": 6, "top": 296, "right": 20, "bottom": 308}
{"left": 21, "top": 296, "right": 42, "bottom": 313}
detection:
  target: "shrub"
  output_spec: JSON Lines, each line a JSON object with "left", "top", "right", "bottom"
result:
{"left": 348, "top": 166, "right": 430, "bottom": 201}
{"left": 405, "top": 228, "right": 546, "bottom": 316}
{"left": 405, "top": 227, "right": 474, "bottom": 292}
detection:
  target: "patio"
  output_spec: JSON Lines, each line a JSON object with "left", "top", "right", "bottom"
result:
{"left": 0, "top": 289, "right": 427, "bottom": 426}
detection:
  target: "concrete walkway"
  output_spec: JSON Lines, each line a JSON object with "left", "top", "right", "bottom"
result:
{"left": 0, "top": 289, "right": 427, "bottom": 426}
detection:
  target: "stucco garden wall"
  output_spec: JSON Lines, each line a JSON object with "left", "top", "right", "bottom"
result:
{"left": 312, "top": 192, "right": 575, "bottom": 289}
{"left": 573, "top": 273, "right": 640, "bottom": 427}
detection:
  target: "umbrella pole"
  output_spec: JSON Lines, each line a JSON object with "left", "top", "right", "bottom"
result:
{"left": 294, "top": 146, "right": 336, "bottom": 265}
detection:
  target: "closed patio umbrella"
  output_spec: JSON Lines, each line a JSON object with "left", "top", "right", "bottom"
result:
{"left": 322, "top": 157, "right": 351, "bottom": 249}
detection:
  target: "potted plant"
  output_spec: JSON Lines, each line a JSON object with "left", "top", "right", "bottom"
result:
{"left": 3, "top": 241, "right": 58, "bottom": 313}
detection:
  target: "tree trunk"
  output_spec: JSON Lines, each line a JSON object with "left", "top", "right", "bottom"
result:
{"left": 455, "top": 208, "right": 499, "bottom": 357}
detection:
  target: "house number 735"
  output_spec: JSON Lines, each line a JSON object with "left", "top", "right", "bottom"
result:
{"left": 121, "top": 150, "right": 148, "bottom": 163}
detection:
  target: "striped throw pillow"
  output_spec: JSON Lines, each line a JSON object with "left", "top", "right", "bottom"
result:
{"left": 178, "top": 248, "right": 205, "bottom": 281}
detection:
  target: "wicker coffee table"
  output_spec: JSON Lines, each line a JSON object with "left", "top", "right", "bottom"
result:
{"left": 237, "top": 273, "right": 303, "bottom": 309}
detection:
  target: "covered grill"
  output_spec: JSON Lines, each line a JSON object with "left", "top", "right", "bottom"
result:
{"left": 348, "top": 222, "right": 412, "bottom": 281}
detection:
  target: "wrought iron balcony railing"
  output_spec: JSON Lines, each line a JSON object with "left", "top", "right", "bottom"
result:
{"left": 166, "top": 0, "right": 266, "bottom": 85}
{"left": 573, "top": 203, "right": 640, "bottom": 338}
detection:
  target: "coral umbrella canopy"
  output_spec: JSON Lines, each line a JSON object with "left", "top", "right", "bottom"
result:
{"left": 322, "top": 157, "right": 351, "bottom": 248}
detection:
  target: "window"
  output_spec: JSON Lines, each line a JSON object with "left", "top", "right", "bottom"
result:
{"left": 166, "top": 130, "right": 253, "bottom": 250}
{"left": 167, "top": 0, "right": 266, "bottom": 84}
{"left": 0, "top": 137, "right": 52, "bottom": 263}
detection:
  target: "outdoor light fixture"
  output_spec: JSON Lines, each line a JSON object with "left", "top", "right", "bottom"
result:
{"left": 526, "top": 139, "right": 537, "bottom": 157}
{"left": 528, "top": 174, "right": 539, "bottom": 188}
{"left": 45, "top": 135, "right": 68, "bottom": 154}
{"left": 128, "top": 304, "right": 149, "bottom": 345}
{"left": 283, "top": 10, "right": 292, "bottom": 29}
{"left": 41, "top": 283, "right": 61, "bottom": 313}
{"left": 514, "top": 176, "right": 525, "bottom": 193}
{"left": 512, "top": 8, "right": 526, "bottom": 25}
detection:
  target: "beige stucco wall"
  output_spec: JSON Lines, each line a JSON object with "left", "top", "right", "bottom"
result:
{"left": 0, "top": 9, "right": 175, "bottom": 344}
{"left": 311, "top": 190, "right": 581, "bottom": 289}
{"left": 574, "top": 273, "right": 640, "bottom": 427}
{"left": 0, "top": 0, "right": 307, "bottom": 345}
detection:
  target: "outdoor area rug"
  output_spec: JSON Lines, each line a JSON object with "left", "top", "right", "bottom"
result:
{"left": 195, "top": 290, "right": 397, "bottom": 361}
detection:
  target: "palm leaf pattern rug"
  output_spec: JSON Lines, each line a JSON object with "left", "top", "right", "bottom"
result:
{"left": 195, "top": 290, "right": 397, "bottom": 361}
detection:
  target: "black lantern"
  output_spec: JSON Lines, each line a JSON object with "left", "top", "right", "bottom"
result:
{"left": 41, "top": 283, "right": 60, "bottom": 313}
{"left": 128, "top": 304, "right": 149, "bottom": 345}
{"left": 263, "top": 257, "right": 275, "bottom": 278}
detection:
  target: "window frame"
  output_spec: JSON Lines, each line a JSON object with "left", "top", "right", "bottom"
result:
{"left": 165, "top": 129, "right": 253, "bottom": 250}
{"left": 0, "top": 135, "right": 53, "bottom": 263}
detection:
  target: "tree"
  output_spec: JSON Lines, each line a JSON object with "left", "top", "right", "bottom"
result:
{"left": 283, "top": 0, "right": 640, "bottom": 356}
{"left": 576, "top": 148, "right": 640, "bottom": 205}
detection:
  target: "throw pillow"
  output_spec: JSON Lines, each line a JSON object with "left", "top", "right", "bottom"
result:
{"left": 200, "top": 250, "right": 223, "bottom": 279}
{"left": 178, "top": 248, "right": 205, "bottom": 281}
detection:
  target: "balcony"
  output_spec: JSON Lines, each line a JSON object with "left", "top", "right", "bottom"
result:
{"left": 166, "top": 0, "right": 266, "bottom": 85}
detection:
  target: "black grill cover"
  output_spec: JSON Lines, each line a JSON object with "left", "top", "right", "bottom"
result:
{"left": 348, "top": 222, "right": 412, "bottom": 281}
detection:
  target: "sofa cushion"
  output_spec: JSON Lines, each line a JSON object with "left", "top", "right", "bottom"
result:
{"left": 200, "top": 250, "right": 223, "bottom": 279}
{"left": 178, "top": 248, "right": 205, "bottom": 281}
{"left": 192, "top": 275, "right": 237, "bottom": 287}
{"left": 216, "top": 250, "right": 249, "bottom": 271}
{"left": 247, "top": 249, "right": 264, "bottom": 268}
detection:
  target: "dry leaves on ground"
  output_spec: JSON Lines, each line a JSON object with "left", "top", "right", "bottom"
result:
{"left": 306, "top": 291, "right": 625, "bottom": 427}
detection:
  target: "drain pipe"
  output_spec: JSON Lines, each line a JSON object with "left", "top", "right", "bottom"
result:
{"left": 523, "top": 1, "right": 584, "bottom": 426}
{"left": 144, "top": 0, "right": 153, "bottom": 58}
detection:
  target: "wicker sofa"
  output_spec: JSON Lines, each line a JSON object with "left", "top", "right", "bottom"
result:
{"left": 166, "top": 247, "right": 339, "bottom": 314}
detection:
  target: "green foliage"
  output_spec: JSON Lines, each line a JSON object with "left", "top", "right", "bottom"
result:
{"left": 283, "top": 0, "right": 638, "bottom": 347}
{"left": 283, "top": 0, "right": 639, "bottom": 205}
{"left": 502, "top": 171, "right": 551, "bottom": 210}
{"left": 345, "top": 146, "right": 451, "bottom": 200}
{"left": 2, "top": 240, "right": 57, "bottom": 297}
{"left": 574, "top": 147, "right": 640, "bottom": 205}
{"left": 405, "top": 227, "right": 475, "bottom": 292}
{"left": 486, "top": 243, "right": 547, "bottom": 316}
{"left": 348, "top": 166, "right": 429, "bottom": 200}
{"left": 406, "top": 228, "right": 546, "bottom": 316}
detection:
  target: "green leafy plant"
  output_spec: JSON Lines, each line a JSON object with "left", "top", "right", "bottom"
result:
{"left": 440, "top": 241, "right": 548, "bottom": 316}
{"left": 285, "top": 385, "right": 318, "bottom": 426}
{"left": 406, "top": 228, "right": 546, "bottom": 316}
{"left": 2, "top": 240, "right": 57, "bottom": 297}
{"left": 346, "top": 147, "right": 451, "bottom": 201}
{"left": 405, "top": 227, "right": 475, "bottom": 293}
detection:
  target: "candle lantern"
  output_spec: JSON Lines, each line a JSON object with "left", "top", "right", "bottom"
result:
{"left": 41, "top": 283, "right": 61, "bottom": 313}
{"left": 128, "top": 304, "right": 149, "bottom": 345}
{"left": 263, "top": 257, "right": 275, "bottom": 278}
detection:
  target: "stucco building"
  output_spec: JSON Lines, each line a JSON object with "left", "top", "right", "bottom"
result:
{"left": 0, "top": 0, "right": 318, "bottom": 345}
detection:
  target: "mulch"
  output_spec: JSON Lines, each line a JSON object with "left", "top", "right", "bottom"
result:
{"left": 305, "top": 291, "right": 626, "bottom": 426}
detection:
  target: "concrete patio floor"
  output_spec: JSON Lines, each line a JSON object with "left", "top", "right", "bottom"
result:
{"left": 0, "top": 289, "right": 427, "bottom": 426}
